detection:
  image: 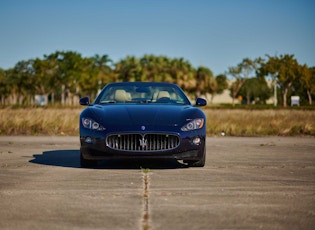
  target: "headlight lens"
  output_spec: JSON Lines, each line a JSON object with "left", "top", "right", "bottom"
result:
{"left": 181, "top": 118, "right": 204, "bottom": 131}
{"left": 81, "top": 118, "right": 106, "bottom": 131}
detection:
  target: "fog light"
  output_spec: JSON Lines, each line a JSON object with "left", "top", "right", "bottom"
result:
{"left": 192, "top": 137, "right": 201, "bottom": 145}
{"left": 85, "top": 137, "right": 92, "bottom": 144}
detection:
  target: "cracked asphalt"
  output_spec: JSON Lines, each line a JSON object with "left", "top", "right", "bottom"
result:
{"left": 0, "top": 136, "right": 314, "bottom": 230}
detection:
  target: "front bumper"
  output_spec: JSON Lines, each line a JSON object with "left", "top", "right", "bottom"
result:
{"left": 80, "top": 133, "right": 205, "bottom": 161}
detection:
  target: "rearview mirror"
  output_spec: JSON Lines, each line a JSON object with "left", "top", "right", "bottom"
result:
{"left": 79, "top": 97, "right": 90, "bottom": 106}
{"left": 195, "top": 98, "right": 207, "bottom": 107}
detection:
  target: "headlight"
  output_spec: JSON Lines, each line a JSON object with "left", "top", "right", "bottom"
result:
{"left": 181, "top": 118, "right": 204, "bottom": 131}
{"left": 81, "top": 118, "right": 106, "bottom": 131}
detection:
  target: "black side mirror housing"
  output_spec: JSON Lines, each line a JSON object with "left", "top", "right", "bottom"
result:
{"left": 195, "top": 98, "right": 207, "bottom": 107}
{"left": 79, "top": 97, "right": 90, "bottom": 106}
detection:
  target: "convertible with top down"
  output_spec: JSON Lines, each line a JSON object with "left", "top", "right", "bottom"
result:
{"left": 79, "top": 82, "right": 207, "bottom": 167}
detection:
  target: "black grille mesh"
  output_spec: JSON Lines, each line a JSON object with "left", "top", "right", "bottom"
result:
{"left": 106, "top": 133, "right": 180, "bottom": 151}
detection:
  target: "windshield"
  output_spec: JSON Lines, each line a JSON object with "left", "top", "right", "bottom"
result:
{"left": 94, "top": 83, "right": 191, "bottom": 105}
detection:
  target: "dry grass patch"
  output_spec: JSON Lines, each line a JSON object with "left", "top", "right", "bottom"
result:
{"left": 205, "top": 109, "right": 315, "bottom": 136}
{"left": 0, "top": 108, "right": 80, "bottom": 135}
{"left": 0, "top": 108, "right": 314, "bottom": 136}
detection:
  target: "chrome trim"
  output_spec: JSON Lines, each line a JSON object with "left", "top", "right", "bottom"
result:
{"left": 106, "top": 133, "right": 180, "bottom": 152}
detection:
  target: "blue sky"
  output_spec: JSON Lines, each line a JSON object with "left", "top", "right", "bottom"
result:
{"left": 0, "top": 0, "right": 314, "bottom": 75}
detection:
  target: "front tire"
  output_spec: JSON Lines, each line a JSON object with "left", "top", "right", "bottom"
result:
{"left": 80, "top": 149, "right": 98, "bottom": 168}
{"left": 185, "top": 147, "right": 206, "bottom": 167}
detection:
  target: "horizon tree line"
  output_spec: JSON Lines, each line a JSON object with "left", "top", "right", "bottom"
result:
{"left": 0, "top": 51, "right": 314, "bottom": 107}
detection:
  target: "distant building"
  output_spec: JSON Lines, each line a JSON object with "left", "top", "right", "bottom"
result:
{"left": 211, "top": 89, "right": 233, "bottom": 104}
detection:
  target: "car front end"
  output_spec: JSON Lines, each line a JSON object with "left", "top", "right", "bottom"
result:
{"left": 79, "top": 82, "right": 207, "bottom": 168}
{"left": 80, "top": 106, "right": 206, "bottom": 165}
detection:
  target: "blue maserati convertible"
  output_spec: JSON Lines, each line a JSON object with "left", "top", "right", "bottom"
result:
{"left": 79, "top": 82, "right": 207, "bottom": 167}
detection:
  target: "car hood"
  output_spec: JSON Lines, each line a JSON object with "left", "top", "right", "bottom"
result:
{"left": 89, "top": 104, "right": 196, "bottom": 130}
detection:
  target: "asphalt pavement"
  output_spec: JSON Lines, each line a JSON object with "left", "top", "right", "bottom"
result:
{"left": 0, "top": 136, "right": 314, "bottom": 230}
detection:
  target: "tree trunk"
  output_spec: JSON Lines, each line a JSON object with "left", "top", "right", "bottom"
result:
{"left": 51, "top": 92, "right": 55, "bottom": 104}
{"left": 282, "top": 82, "right": 292, "bottom": 108}
{"left": 18, "top": 95, "right": 24, "bottom": 105}
{"left": 210, "top": 94, "right": 214, "bottom": 104}
{"left": 246, "top": 93, "right": 250, "bottom": 104}
{"left": 10, "top": 93, "right": 17, "bottom": 104}
{"left": 282, "top": 88, "right": 288, "bottom": 107}
{"left": 61, "top": 85, "right": 65, "bottom": 105}
{"left": 307, "top": 90, "right": 312, "bottom": 105}
{"left": 231, "top": 79, "right": 246, "bottom": 107}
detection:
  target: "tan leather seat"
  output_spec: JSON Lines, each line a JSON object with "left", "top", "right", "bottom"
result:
{"left": 114, "top": 89, "right": 128, "bottom": 102}
{"left": 157, "top": 91, "right": 170, "bottom": 100}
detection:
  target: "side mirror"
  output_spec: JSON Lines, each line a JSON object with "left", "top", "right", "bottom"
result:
{"left": 195, "top": 98, "right": 207, "bottom": 107}
{"left": 79, "top": 97, "right": 90, "bottom": 106}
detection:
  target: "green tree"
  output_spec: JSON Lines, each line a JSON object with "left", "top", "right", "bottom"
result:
{"left": 0, "top": 68, "right": 10, "bottom": 104}
{"left": 169, "top": 58, "right": 195, "bottom": 92}
{"left": 260, "top": 54, "right": 300, "bottom": 107}
{"left": 92, "top": 54, "right": 115, "bottom": 86}
{"left": 238, "top": 77, "right": 271, "bottom": 104}
{"left": 215, "top": 74, "right": 228, "bottom": 95}
{"left": 74, "top": 57, "right": 97, "bottom": 99}
{"left": 115, "top": 56, "right": 143, "bottom": 82}
{"left": 300, "top": 66, "right": 315, "bottom": 105}
{"left": 7, "top": 60, "right": 36, "bottom": 105}
{"left": 209, "top": 74, "right": 228, "bottom": 104}
{"left": 42, "top": 52, "right": 67, "bottom": 104}
{"left": 114, "top": 55, "right": 197, "bottom": 95}
{"left": 195, "top": 66, "right": 216, "bottom": 99}
{"left": 32, "top": 58, "right": 57, "bottom": 104}
{"left": 140, "top": 55, "right": 164, "bottom": 82}
{"left": 228, "top": 58, "right": 258, "bottom": 106}
{"left": 44, "top": 51, "right": 87, "bottom": 105}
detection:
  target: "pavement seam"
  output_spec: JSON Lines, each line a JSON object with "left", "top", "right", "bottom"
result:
{"left": 142, "top": 170, "right": 150, "bottom": 230}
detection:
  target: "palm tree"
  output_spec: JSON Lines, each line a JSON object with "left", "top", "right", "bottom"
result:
{"left": 169, "top": 58, "right": 195, "bottom": 91}
{"left": 92, "top": 54, "right": 115, "bottom": 86}
{"left": 195, "top": 66, "right": 216, "bottom": 99}
{"left": 115, "top": 56, "right": 143, "bottom": 82}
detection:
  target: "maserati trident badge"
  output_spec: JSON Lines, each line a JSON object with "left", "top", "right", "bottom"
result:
{"left": 139, "top": 136, "right": 147, "bottom": 149}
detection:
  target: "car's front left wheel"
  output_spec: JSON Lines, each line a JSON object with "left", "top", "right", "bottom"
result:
{"left": 80, "top": 149, "right": 98, "bottom": 168}
{"left": 184, "top": 147, "right": 206, "bottom": 167}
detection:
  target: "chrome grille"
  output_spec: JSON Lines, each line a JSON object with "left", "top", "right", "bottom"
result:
{"left": 106, "top": 133, "right": 180, "bottom": 151}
